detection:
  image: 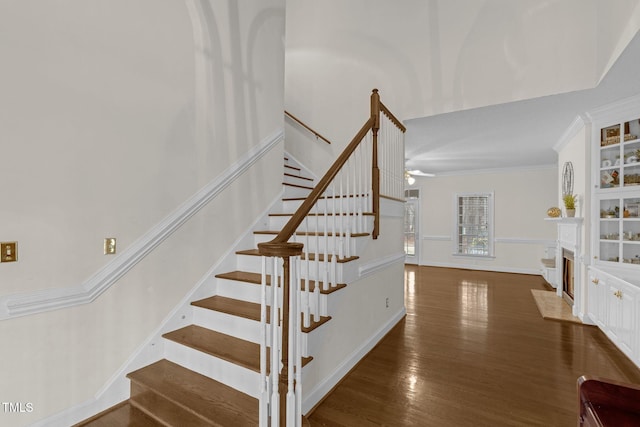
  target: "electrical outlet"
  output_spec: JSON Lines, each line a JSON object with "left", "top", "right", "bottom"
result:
{"left": 0, "top": 242, "right": 18, "bottom": 263}
{"left": 385, "top": 297, "right": 389, "bottom": 308}
{"left": 104, "top": 238, "right": 116, "bottom": 255}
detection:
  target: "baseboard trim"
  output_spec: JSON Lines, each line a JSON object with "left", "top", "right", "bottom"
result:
{"left": 421, "top": 261, "right": 541, "bottom": 275}
{"left": 0, "top": 128, "right": 283, "bottom": 321}
{"left": 302, "top": 307, "right": 406, "bottom": 415}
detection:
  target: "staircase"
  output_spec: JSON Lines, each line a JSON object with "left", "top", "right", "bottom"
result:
{"left": 74, "top": 157, "right": 360, "bottom": 427}
{"left": 73, "top": 89, "right": 406, "bottom": 427}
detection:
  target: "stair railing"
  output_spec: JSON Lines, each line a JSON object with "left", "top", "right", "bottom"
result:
{"left": 258, "top": 89, "right": 405, "bottom": 427}
{"left": 285, "top": 110, "right": 333, "bottom": 145}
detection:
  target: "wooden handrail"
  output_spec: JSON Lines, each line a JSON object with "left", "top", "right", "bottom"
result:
{"left": 259, "top": 89, "right": 405, "bottom": 427}
{"left": 284, "top": 110, "right": 332, "bottom": 145}
{"left": 261, "top": 116, "right": 376, "bottom": 247}
{"left": 380, "top": 102, "right": 407, "bottom": 132}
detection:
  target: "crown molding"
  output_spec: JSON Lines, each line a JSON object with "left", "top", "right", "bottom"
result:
{"left": 433, "top": 163, "right": 556, "bottom": 177}
{"left": 553, "top": 114, "right": 589, "bottom": 153}
{"left": 584, "top": 92, "right": 640, "bottom": 125}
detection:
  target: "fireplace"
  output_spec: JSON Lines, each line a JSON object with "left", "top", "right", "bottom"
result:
{"left": 562, "top": 248, "right": 574, "bottom": 305}
{"left": 549, "top": 217, "right": 582, "bottom": 320}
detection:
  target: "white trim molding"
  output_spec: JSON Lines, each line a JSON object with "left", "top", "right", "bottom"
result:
{"left": 494, "top": 237, "right": 557, "bottom": 245}
{"left": 423, "top": 235, "right": 451, "bottom": 241}
{"left": 423, "top": 261, "right": 541, "bottom": 275}
{"left": 359, "top": 252, "right": 406, "bottom": 279}
{"left": 553, "top": 114, "right": 588, "bottom": 153}
{"left": 0, "top": 129, "right": 283, "bottom": 320}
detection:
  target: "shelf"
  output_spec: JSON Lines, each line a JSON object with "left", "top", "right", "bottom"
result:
{"left": 544, "top": 217, "right": 583, "bottom": 223}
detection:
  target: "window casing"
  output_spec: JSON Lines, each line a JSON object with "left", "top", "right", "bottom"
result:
{"left": 454, "top": 192, "right": 494, "bottom": 257}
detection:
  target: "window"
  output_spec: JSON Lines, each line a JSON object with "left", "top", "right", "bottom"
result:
{"left": 454, "top": 192, "right": 494, "bottom": 257}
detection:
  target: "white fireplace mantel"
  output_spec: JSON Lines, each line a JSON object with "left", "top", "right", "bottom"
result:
{"left": 545, "top": 217, "right": 584, "bottom": 318}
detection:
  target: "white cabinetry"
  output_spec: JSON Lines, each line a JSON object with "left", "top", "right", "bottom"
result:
{"left": 607, "top": 279, "right": 636, "bottom": 356}
{"left": 588, "top": 267, "right": 639, "bottom": 363}
{"left": 587, "top": 270, "right": 608, "bottom": 330}
{"left": 592, "top": 112, "right": 640, "bottom": 267}
{"left": 586, "top": 98, "right": 640, "bottom": 369}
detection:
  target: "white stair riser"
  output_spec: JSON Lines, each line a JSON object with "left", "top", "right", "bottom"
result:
{"left": 192, "top": 307, "right": 317, "bottom": 356}
{"left": 164, "top": 340, "right": 261, "bottom": 398}
{"left": 216, "top": 278, "right": 263, "bottom": 303}
{"left": 192, "top": 306, "right": 267, "bottom": 345}
{"left": 236, "top": 255, "right": 352, "bottom": 273}
{"left": 232, "top": 255, "right": 355, "bottom": 288}
{"left": 283, "top": 185, "right": 312, "bottom": 199}
{"left": 268, "top": 216, "right": 374, "bottom": 234}
{"left": 254, "top": 234, "right": 368, "bottom": 256}
{"left": 281, "top": 199, "right": 304, "bottom": 212}
{"left": 280, "top": 198, "right": 371, "bottom": 214}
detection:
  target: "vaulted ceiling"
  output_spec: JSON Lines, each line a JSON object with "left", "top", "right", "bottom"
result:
{"left": 286, "top": 0, "right": 640, "bottom": 175}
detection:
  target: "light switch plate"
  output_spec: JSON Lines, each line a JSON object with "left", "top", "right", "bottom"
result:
{"left": 0, "top": 242, "right": 17, "bottom": 262}
{"left": 104, "top": 238, "right": 116, "bottom": 255}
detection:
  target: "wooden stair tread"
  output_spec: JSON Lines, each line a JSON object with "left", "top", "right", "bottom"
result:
{"left": 192, "top": 295, "right": 269, "bottom": 322}
{"left": 284, "top": 172, "right": 314, "bottom": 181}
{"left": 130, "top": 391, "right": 212, "bottom": 427}
{"left": 283, "top": 182, "right": 314, "bottom": 190}
{"left": 269, "top": 212, "right": 374, "bottom": 217}
{"left": 284, "top": 164, "right": 301, "bottom": 171}
{"left": 73, "top": 401, "right": 162, "bottom": 427}
{"left": 163, "top": 325, "right": 262, "bottom": 372}
{"left": 127, "top": 359, "right": 258, "bottom": 425}
{"left": 215, "top": 270, "right": 347, "bottom": 294}
{"left": 192, "top": 295, "right": 333, "bottom": 332}
{"left": 254, "top": 230, "right": 370, "bottom": 237}
{"left": 282, "top": 193, "right": 368, "bottom": 201}
{"left": 216, "top": 270, "right": 264, "bottom": 284}
{"left": 236, "top": 248, "right": 359, "bottom": 263}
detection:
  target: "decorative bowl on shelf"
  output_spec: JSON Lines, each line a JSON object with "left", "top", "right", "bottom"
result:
{"left": 547, "top": 207, "right": 561, "bottom": 218}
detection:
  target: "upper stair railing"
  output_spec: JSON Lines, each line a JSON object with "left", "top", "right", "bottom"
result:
{"left": 285, "top": 110, "right": 333, "bottom": 145}
{"left": 258, "top": 89, "right": 405, "bottom": 426}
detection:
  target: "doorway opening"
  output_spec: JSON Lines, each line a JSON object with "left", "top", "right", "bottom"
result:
{"left": 404, "top": 189, "right": 420, "bottom": 264}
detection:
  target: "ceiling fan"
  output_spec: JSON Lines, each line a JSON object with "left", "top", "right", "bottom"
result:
{"left": 404, "top": 168, "right": 434, "bottom": 185}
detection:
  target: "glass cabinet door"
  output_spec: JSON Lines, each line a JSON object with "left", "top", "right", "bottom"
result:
{"left": 599, "top": 119, "right": 640, "bottom": 189}
{"left": 599, "top": 198, "right": 621, "bottom": 263}
{"left": 622, "top": 196, "right": 640, "bottom": 265}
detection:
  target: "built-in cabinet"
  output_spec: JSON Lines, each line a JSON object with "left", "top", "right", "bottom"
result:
{"left": 587, "top": 267, "right": 639, "bottom": 362}
{"left": 595, "top": 116, "right": 640, "bottom": 266}
{"left": 587, "top": 98, "right": 640, "bottom": 368}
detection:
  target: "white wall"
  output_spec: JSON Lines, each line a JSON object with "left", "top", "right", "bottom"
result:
{"left": 0, "top": 1, "right": 285, "bottom": 425}
{"left": 415, "top": 167, "right": 558, "bottom": 273}
{"left": 556, "top": 121, "right": 590, "bottom": 320}
{"left": 283, "top": 0, "right": 640, "bottom": 169}
{"left": 301, "top": 201, "right": 405, "bottom": 412}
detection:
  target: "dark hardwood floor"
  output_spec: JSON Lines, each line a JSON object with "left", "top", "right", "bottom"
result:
{"left": 307, "top": 265, "right": 640, "bottom": 426}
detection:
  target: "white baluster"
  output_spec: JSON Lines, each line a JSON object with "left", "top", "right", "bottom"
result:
{"left": 303, "top": 217, "right": 310, "bottom": 329}
{"left": 286, "top": 256, "right": 297, "bottom": 426}
{"left": 259, "top": 256, "right": 268, "bottom": 427}
{"left": 338, "top": 171, "right": 344, "bottom": 259}
{"left": 295, "top": 255, "right": 303, "bottom": 427}
{"left": 270, "top": 257, "right": 279, "bottom": 427}
{"left": 323, "top": 187, "right": 329, "bottom": 292}
{"left": 313, "top": 203, "right": 320, "bottom": 322}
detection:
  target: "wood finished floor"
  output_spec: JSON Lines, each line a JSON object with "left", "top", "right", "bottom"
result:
{"left": 307, "top": 265, "right": 640, "bottom": 426}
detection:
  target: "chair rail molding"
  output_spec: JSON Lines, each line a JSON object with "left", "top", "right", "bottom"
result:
{"left": 0, "top": 128, "right": 284, "bottom": 321}
{"left": 359, "top": 252, "right": 406, "bottom": 279}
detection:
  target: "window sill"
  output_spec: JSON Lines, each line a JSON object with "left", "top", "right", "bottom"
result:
{"left": 452, "top": 253, "right": 495, "bottom": 259}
